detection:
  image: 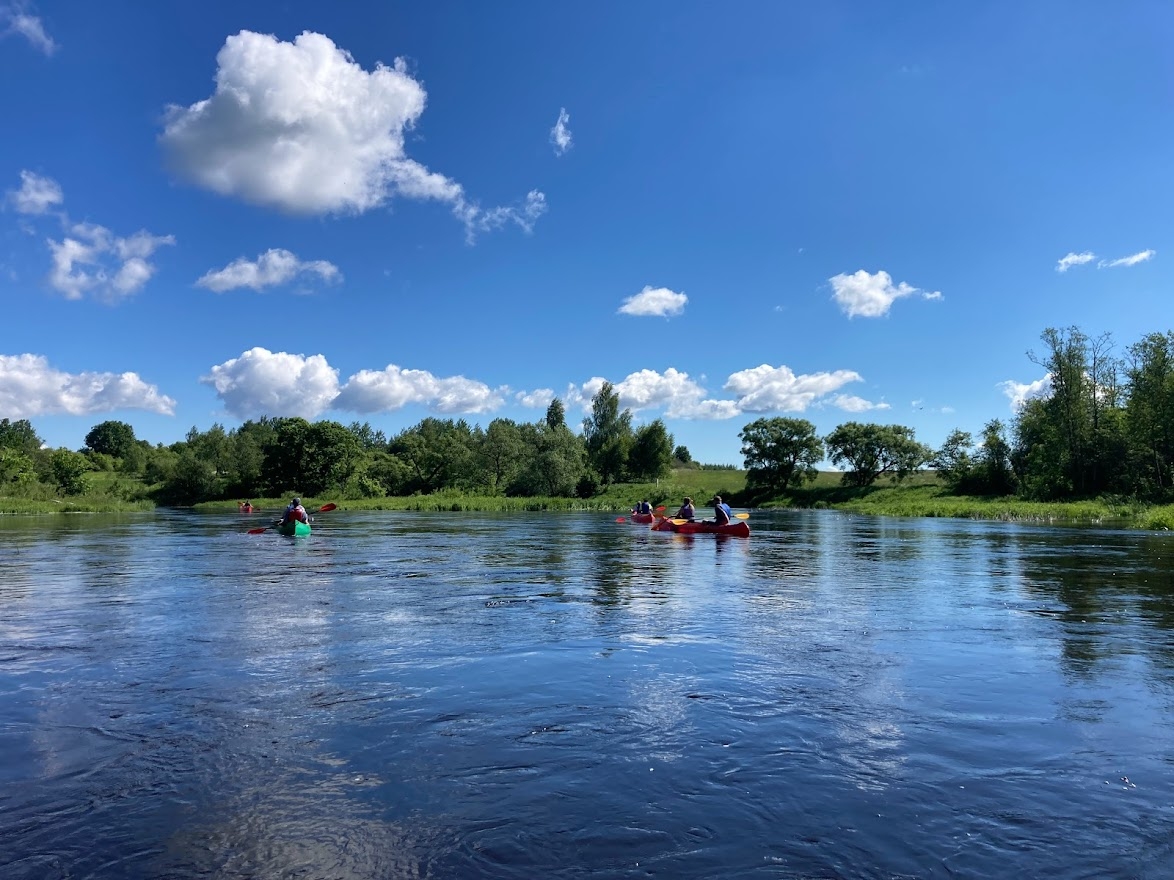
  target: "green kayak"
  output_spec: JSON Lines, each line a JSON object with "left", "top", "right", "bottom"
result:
{"left": 277, "top": 520, "right": 311, "bottom": 537}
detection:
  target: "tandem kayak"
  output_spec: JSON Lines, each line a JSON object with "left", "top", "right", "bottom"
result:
{"left": 630, "top": 512, "right": 655, "bottom": 524}
{"left": 277, "top": 520, "right": 311, "bottom": 537}
{"left": 652, "top": 516, "right": 749, "bottom": 537}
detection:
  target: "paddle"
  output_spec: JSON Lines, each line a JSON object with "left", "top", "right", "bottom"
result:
{"left": 670, "top": 513, "right": 750, "bottom": 525}
{"left": 248, "top": 502, "right": 337, "bottom": 534}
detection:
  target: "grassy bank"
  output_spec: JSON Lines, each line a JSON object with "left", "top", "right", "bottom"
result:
{"left": 194, "top": 469, "right": 750, "bottom": 515}
{"left": 765, "top": 474, "right": 1166, "bottom": 527}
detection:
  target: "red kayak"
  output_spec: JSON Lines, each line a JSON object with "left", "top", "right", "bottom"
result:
{"left": 630, "top": 512, "right": 655, "bottom": 524}
{"left": 652, "top": 516, "right": 749, "bottom": 537}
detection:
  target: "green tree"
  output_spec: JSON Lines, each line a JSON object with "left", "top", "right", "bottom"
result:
{"left": 0, "top": 419, "right": 42, "bottom": 456}
{"left": 581, "top": 381, "right": 633, "bottom": 485}
{"left": 628, "top": 419, "right": 674, "bottom": 481}
{"left": 261, "top": 417, "right": 313, "bottom": 495}
{"left": 303, "top": 420, "right": 363, "bottom": 495}
{"left": 974, "top": 419, "right": 1016, "bottom": 495}
{"left": 162, "top": 452, "right": 218, "bottom": 505}
{"left": 739, "top": 417, "right": 824, "bottom": 494}
{"left": 933, "top": 429, "right": 975, "bottom": 492}
{"left": 825, "top": 422, "right": 930, "bottom": 487}
{"left": 0, "top": 447, "right": 37, "bottom": 489}
{"left": 390, "top": 418, "right": 476, "bottom": 493}
{"left": 513, "top": 421, "right": 585, "bottom": 496}
{"left": 50, "top": 448, "right": 92, "bottom": 495}
{"left": 84, "top": 420, "right": 137, "bottom": 459}
{"left": 672, "top": 445, "right": 692, "bottom": 465}
{"left": 545, "top": 398, "right": 566, "bottom": 430}
{"left": 1124, "top": 332, "right": 1174, "bottom": 496}
{"left": 347, "top": 421, "right": 387, "bottom": 450}
{"left": 479, "top": 418, "right": 525, "bottom": 492}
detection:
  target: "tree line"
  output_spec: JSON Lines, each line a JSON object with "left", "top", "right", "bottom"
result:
{"left": 740, "top": 326, "right": 1174, "bottom": 503}
{"left": 5, "top": 326, "right": 1174, "bottom": 506}
{"left": 0, "top": 383, "right": 683, "bottom": 504}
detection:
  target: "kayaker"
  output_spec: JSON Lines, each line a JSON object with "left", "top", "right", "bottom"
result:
{"left": 635, "top": 500, "right": 652, "bottom": 515}
{"left": 674, "top": 497, "right": 696, "bottom": 521}
{"left": 279, "top": 497, "right": 308, "bottom": 526}
{"left": 712, "top": 495, "right": 731, "bottom": 526}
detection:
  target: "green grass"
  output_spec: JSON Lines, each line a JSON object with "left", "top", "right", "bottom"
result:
{"left": 766, "top": 475, "right": 1152, "bottom": 525}
{"left": 193, "top": 469, "right": 749, "bottom": 515}
{"left": 0, "top": 496, "right": 155, "bottom": 514}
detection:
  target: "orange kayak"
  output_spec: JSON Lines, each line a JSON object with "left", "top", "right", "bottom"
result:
{"left": 630, "top": 512, "right": 655, "bottom": 523}
{"left": 652, "top": 517, "right": 749, "bottom": 537}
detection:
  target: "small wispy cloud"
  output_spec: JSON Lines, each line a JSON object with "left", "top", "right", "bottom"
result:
{"left": 1099, "top": 249, "right": 1155, "bottom": 269}
{"left": 1056, "top": 252, "right": 1095, "bottom": 273}
{"left": 550, "top": 107, "right": 572, "bottom": 156}
{"left": 618, "top": 285, "right": 687, "bottom": 318}
{"left": 2, "top": 5, "right": 56, "bottom": 55}
{"left": 196, "top": 248, "right": 341, "bottom": 293}
{"left": 7, "top": 170, "right": 63, "bottom": 214}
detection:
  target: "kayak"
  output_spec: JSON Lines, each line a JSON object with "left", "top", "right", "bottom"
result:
{"left": 630, "top": 512, "right": 655, "bottom": 524}
{"left": 277, "top": 520, "right": 311, "bottom": 537}
{"left": 652, "top": 517, "right": 749, "bottom": 537}
{"left": 239, "top": 505, "right": 254, "bottom": 514}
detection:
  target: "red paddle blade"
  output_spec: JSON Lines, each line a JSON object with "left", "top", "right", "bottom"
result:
{"left": 247, "top": 526, "right": 269, "bottom": 535}
{"left": 317, "top": 503, "right": 337, "bottom": 513}
{"left": 615, "top": 517, "right": 626, "bottom": 523}
{"left": 655, "top": 505, "right": 666, "bottom": 511}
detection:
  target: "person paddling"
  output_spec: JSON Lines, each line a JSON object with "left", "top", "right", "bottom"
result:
{"left": 712, "top": 495, "right": 731, "bottom": 526}
{"left": 279, "top": 497, "right": 308, "bottom": 526}
{"left": 674, "top": 497, "right": 696, "bottom": 521}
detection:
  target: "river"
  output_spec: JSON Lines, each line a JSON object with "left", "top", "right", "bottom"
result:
{"left": 0, "top": 509, "right": 1171, "bottom": 878}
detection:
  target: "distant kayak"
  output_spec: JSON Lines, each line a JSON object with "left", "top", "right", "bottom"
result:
{"left": 652, "top": 516, "right": 749, "bottom": 537}
{"left": 239, "top": 505, "right": 254, "bottom": 514}
{"left": 277, "top": 520, "right": 311, "bottom": 537}
{"left": 630, "top": 512, "right": 655, "bottom": 524}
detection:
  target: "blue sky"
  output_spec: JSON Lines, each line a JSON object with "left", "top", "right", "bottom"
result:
{"left": 1, "top": 1, "right": 1169, "bottom": 464}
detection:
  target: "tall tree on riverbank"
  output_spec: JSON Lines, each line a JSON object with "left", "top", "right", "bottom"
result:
{"left": 628, "top": 419, "right": 674, "bottom": 481}
{"left": 1124, "top": 332, "right": 1174, "bottom": 496}
{"left": 825, "top": 422, "right": 930, "bottom": 487}
{"left": 582, "top": 381, "right": 633, "bottom": 485}
{"left": 739, "top": 417, "right": 823, "bottom": 494}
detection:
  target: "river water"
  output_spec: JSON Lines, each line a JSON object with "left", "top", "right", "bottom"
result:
{"left": 0, "top": 509, "right": 1171, "bottom": 879}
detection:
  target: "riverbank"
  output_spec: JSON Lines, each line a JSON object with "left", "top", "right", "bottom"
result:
{"left": 10, "top": 467, "right": 1174, "bottom": 529}
{"left": 764, "top": 480, "right": 1174, "bottom": 529}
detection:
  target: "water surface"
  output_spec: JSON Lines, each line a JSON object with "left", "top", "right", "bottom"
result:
{"left": 1, "top": 510, "right": 1171, "bottom": 878}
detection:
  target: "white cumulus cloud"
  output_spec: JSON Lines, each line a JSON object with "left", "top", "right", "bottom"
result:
{"left": 160, "top": 30, "right": 545, "bottom": 240}
{"left": 618, "top": 286, "right": 688, "bottom": 317}
{"left": 830, "top": 269, "right": 941, "bottom": 318}
{"left": 335, "top": 365, "right": 504, "bottom": 414}
{"left": 196, "top": 248, "right": 341, "bottom": 292}
{"left": 725, "top": 364, "right": 863, "bottom": 412}
{"left": 613, "top": 368, "right": 738, "bottom": 419}
{"left": 8, "top": 170, "right": 62, "bottom": 214}
{"left": 562, "top": 363, "right": 867, "bottom": 420}
{"left": 201, "top": 348, "right": 341, "bottom": 420}
{"left": 998, "top": 374, "right": 1052, "bottom": 411}
{"left": 46, "top": 223, "right": 174, "bottom": 301}
{"left": 550, "top": 108, "right": 572, "bottom": 155}
{"left": 2, "top": 6, "right": 55, "bottom": 55}
{"left": 516, "top": 388, "right": 555, "bottom": 408}
{"left": 203, "top": 348, "right": 508, "bottom": 419}
{"left": 1056, "top": 251, "right": 1096, "bottom": 273}
{"left": 0, "top": 353, "right": 175, "bottom": 418}
{"left": 1099, "top": 249, "right": 1155, "bottom": 269}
